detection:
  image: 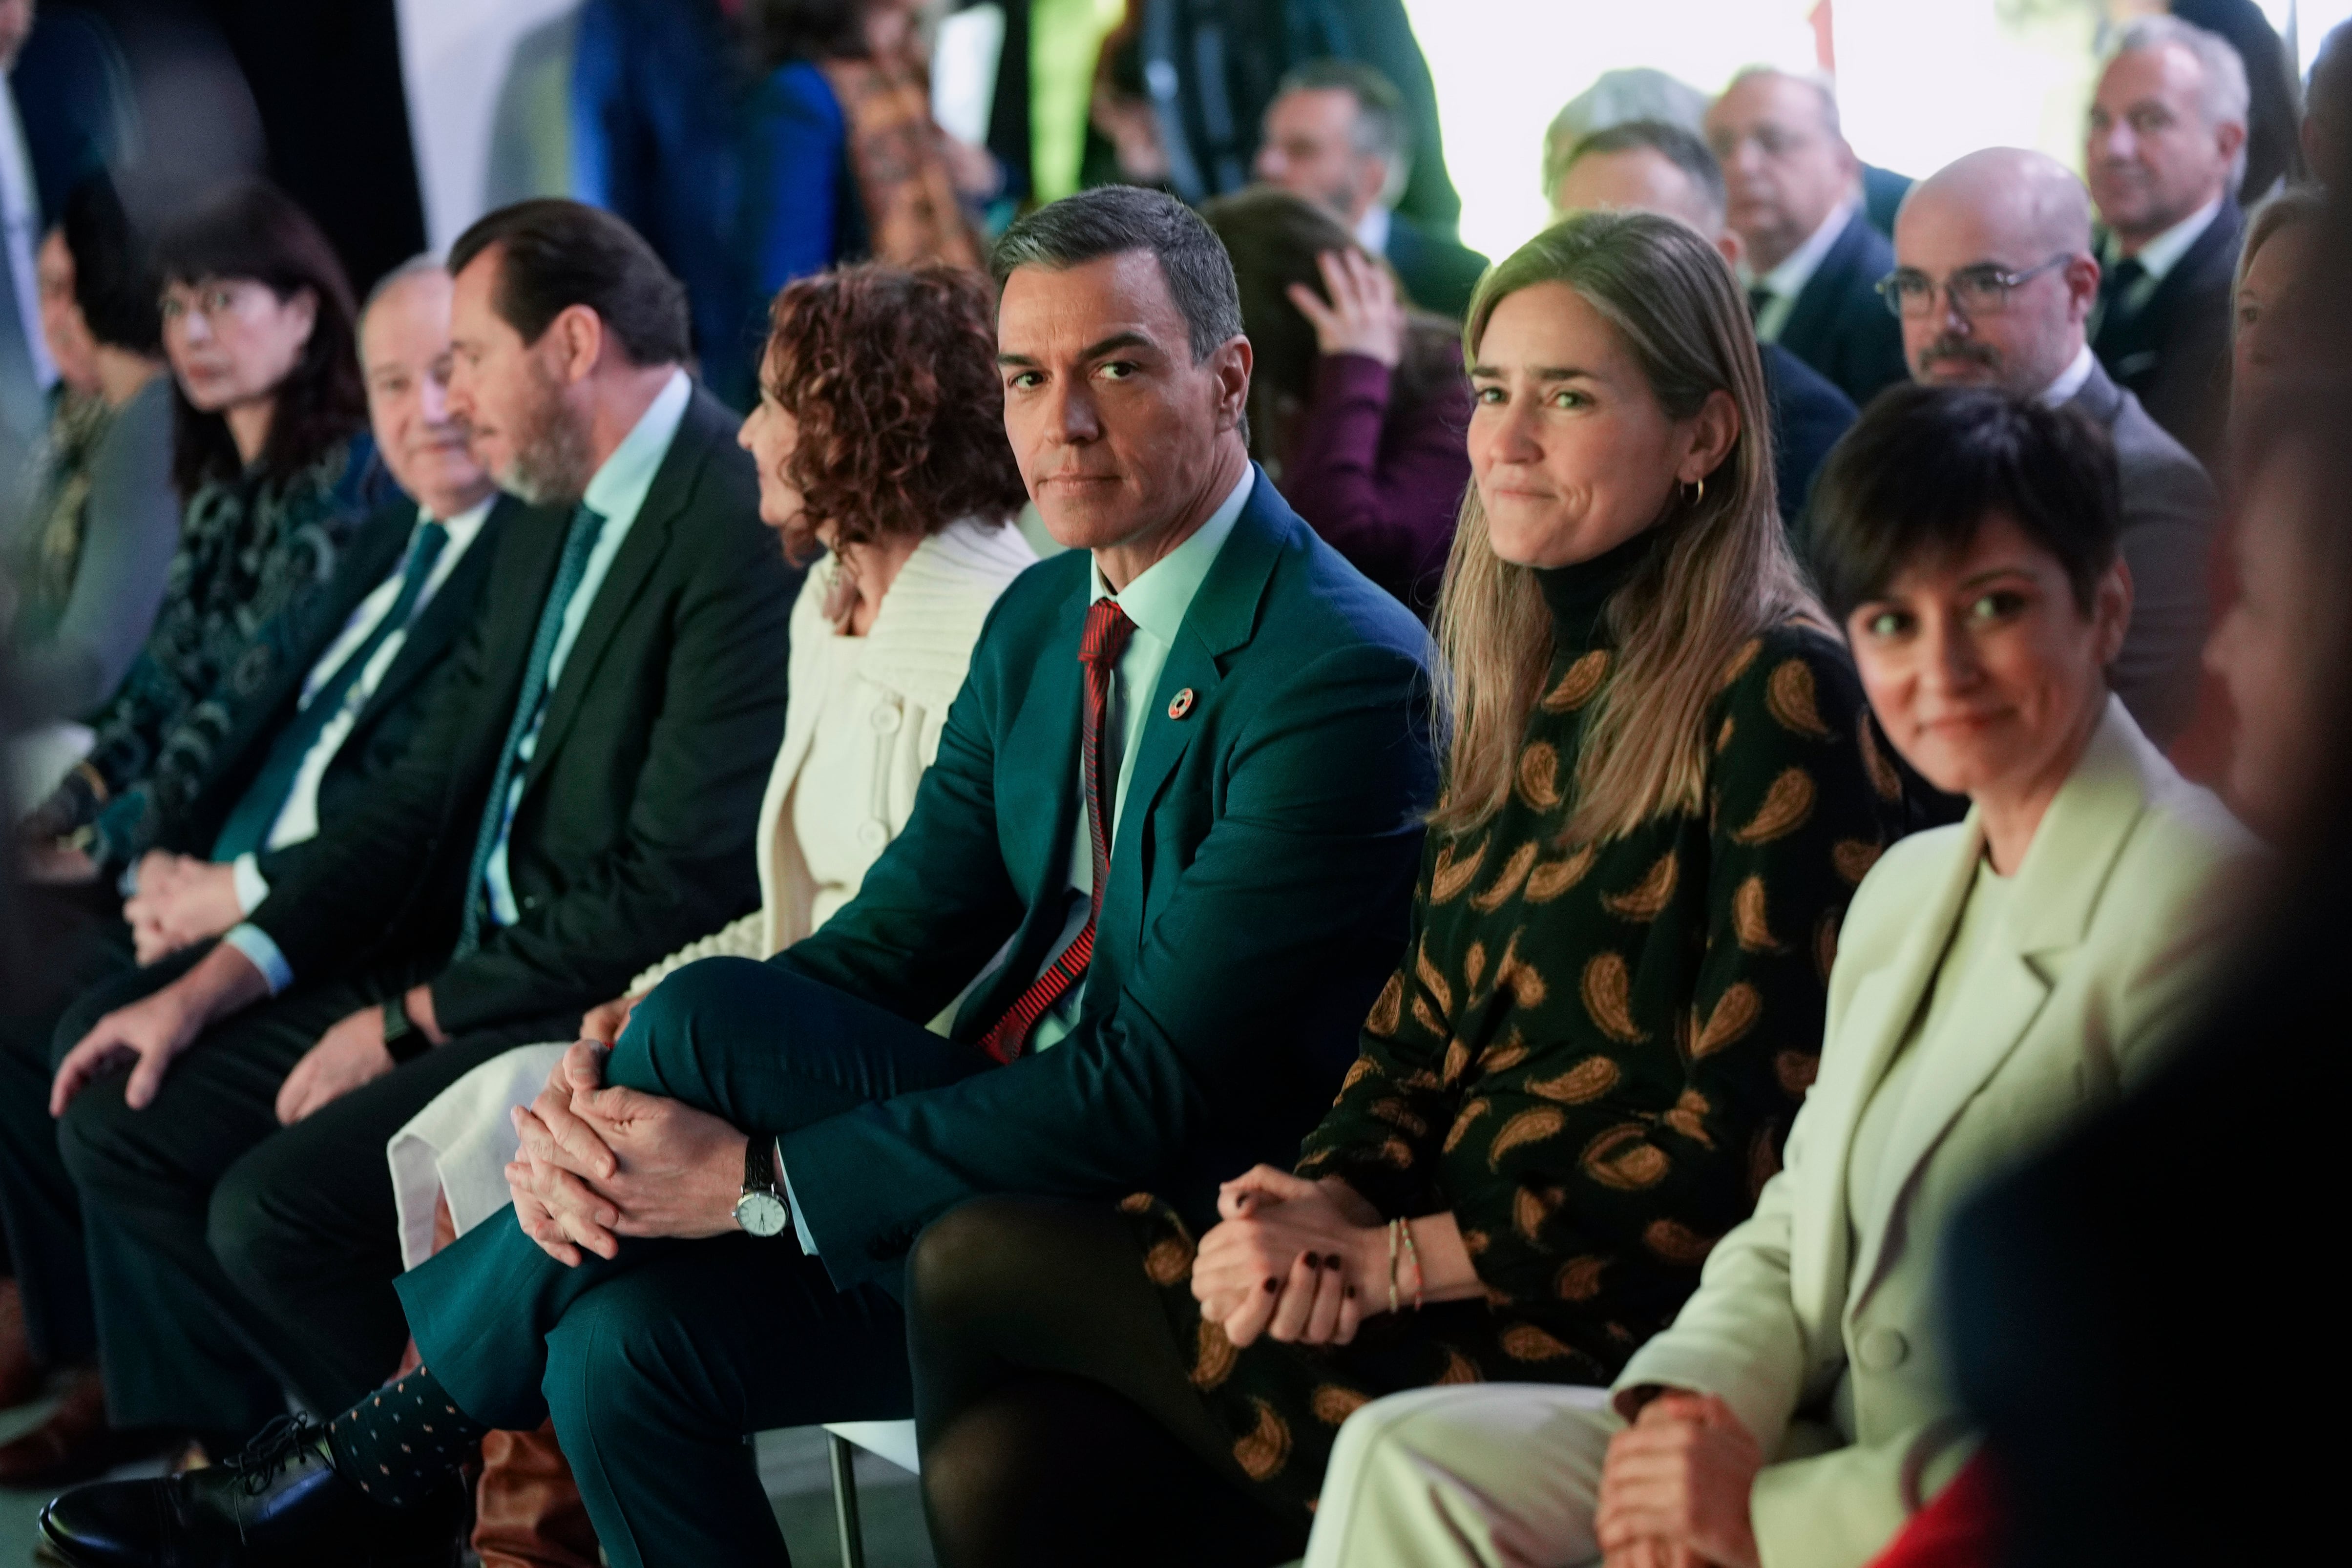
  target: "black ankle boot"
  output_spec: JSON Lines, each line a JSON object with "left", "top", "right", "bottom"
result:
{"left": 37, "top": 1414, "right": 465, "bottom": 1568}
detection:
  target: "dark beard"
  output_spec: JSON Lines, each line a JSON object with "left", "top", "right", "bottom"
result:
{"left": 498, "top": 365, "right": 594, "bottom": 505}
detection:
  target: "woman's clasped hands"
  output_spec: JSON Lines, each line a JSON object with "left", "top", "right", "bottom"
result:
{"left": 1189, "top": 1166, "right": 1393, "bottom": 1349}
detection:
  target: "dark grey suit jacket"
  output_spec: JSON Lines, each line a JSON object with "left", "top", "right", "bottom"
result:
{"left": 2068, "top": 359, "right": 2217, "bottom": 749}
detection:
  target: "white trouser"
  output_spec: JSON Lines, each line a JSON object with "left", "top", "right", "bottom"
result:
{"left": 1303, "top": 1384, "right": 1620, "bottom": 1568}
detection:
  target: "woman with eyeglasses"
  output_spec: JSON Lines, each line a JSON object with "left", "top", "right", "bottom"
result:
{"left": 17, "top": 180, "right": 391, "bottom": 876}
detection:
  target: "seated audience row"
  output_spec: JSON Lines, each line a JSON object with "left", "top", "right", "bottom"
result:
{"left": 4, "top": 15, "right": 2342, "bottom": 1561}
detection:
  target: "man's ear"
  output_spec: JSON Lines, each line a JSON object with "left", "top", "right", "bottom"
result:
{"left": 548, "top": 303, "right": 607, "bottom": 385}
{"left": 1210, "top": 335, "right": 1254, "bottom": 432}
{"left": 1716, "top": 229, "right": 1746, "bottom": 272}
{"left": 2215, "top": 118, "right": 2249, "bottom": 171}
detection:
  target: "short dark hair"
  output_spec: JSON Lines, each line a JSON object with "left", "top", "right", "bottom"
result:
{"left": 153, "top": 179, "right": 366, "bottom": 494}
{"left": 60, "top": 173, "right": 160, "bottom": 356}
{"left": 1808, "top": 384, "right": 2121, "bottom": 621}
{"left": 990, "top": 186, "right": 1244, "bottom": 362}
{"left": 1277, "top": 57, "right": 1411, "bottom": 169}
{"left": 447, "top": 199, "right": 690, "bottom": 367}
{"left": 1566, "top": 119, "right": 1726, "bottom": 224}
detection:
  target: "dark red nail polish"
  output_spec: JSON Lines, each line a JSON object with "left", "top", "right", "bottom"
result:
{"left": 1264, "top": 1277, "right": 1280, "bottom": 1293}
{"left": 1345, "top": 1285, "right": 1357, "bottom": 1298}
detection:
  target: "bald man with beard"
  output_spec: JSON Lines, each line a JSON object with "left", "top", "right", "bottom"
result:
{"left": 1891, "top": 147, "right": 2217, "bottom": 747}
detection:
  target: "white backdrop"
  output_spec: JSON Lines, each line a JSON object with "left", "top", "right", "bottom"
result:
{"left": 395, "top": 0, "right": 582, "bottom": 253}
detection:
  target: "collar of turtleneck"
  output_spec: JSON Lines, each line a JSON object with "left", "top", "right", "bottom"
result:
{"left": 1533, "top": 527, "right": 1659, "bottom": 650}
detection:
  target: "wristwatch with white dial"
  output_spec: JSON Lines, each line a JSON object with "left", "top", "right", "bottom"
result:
{"left": 734, "top": 1136, "right": 790, "bottom": 1239}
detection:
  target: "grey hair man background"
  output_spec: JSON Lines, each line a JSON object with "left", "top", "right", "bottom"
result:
{"left": 2085, "top": 14, "right": 2250, "bottom": 469}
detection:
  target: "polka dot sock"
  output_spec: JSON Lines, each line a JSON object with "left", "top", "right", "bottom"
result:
{"left": 324, "top": 1365, "right": 492, "bottom": 1510}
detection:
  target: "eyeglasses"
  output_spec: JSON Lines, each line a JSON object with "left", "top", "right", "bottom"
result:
{"left": 1874, "top": 256, "right": 2073, "bottom": 319}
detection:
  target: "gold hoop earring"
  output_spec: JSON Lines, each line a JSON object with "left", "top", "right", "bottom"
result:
{"left": 1684, "top": 477, "right": 1705, "bottom": 508}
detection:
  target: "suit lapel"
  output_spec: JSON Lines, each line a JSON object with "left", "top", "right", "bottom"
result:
{"left": 1777, "top": 209, "right": 1864, "bottom": 362}
{"left": 1846, "top": 701, "right": 2152, "bottom": 1308}
{"left": 1097, "top": 479, "right": 1283, "bottom": 972}
{"left": 1789, "top": 815, "right": 1984, "bottom": 1328}
{"left": 520, "top": 401, "right": 712, "bottom": 792}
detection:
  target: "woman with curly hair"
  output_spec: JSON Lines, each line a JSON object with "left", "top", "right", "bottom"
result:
{"left": 364, "top": 261, "right": 1035, "bottom": 1568}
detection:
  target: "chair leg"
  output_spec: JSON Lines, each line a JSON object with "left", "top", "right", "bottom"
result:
{"left": 828, "top": 1433, "right": 866, "bottom": 1568}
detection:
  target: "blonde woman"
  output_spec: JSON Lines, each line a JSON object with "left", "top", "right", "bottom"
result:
{"left": 897, "top": 211, "right": 1912, "bottom": 1567}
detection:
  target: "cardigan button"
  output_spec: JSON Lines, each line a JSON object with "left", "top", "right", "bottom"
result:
{"left": 1855, "top": 1326, "right": 1910, "bottom": 1372}
{"left": 870, "top": 701, "right": 903, "bottom": 734}
{"left": 856, "top": 819, "right": 890, "bottom": 851}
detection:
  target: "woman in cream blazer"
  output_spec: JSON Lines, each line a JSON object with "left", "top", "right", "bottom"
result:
{"left": 1298, "top": 390, "right": 2258, "bottom": 1568}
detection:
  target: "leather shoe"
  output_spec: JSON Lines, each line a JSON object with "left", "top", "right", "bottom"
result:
{"left": 0, "top": 1367, "right": 175, "bottom": 1490}
{"left": 39, "top": 1414, "right": 464, "bottom": 1567}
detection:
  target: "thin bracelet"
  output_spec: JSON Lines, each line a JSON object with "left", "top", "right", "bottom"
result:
{"left": 1385, "top": 1218, "right": 1402, "bottom": 1315}
{"left": 71, "top": 760, "right": 110, "bottom": 806}
{"left": 1400, "top": 1218, "right": 1424, "bottom": 1311}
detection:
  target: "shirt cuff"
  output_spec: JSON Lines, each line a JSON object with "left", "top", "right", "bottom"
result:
{"left": 232, "top": 854, "right": 269, "bottom": 916}
{"left": 776, "top": 1138, "right": 817, "bottom": 1254}
{"left": 222, "top": 923, "right": 294, "bottom": 996}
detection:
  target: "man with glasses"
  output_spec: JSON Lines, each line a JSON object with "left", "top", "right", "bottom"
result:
{"left": 1889, "top": 146, "right": 2216, "bottom": 746}
{"left": 1704, "top": 66, "right": 1907, "bottom": 408}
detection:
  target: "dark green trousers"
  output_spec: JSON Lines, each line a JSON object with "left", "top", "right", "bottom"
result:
{"left": 399, "top": 956, "right": 992, "bottom": 1568}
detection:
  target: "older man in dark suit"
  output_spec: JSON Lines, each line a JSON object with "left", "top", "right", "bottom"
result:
{"left": 1706, "top": 67, "right": 1908, "bottom": 410}
{"left": 2087, "top": 16, "right": 2250, "bottom": 471}
{"left": 13, "top": 202, "right": 797, "bottom": 1506}
{"left": 41, "top": 185, "right": 1438, "bottom": 1568}
{"left": 1893, "top": 147, "right": 2218, "bottom": 747}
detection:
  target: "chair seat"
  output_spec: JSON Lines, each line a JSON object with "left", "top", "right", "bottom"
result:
{"left": 822, "top": 1420, "right": 920, "bottom": 1474}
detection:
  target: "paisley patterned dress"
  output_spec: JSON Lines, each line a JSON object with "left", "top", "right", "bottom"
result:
{"left": 1122, "top": 530, "right": 1915, "bottom": 1516}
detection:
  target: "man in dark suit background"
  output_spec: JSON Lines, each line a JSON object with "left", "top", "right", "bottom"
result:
{"left": 1894, "top": 147, "right": 2218, "bottom": 748}
{"left": 0, "top": 258, "right": 516, "bottom": 1483}
{"left": 1255, "top": 58, "right": 1488, "bottom": 319}
{"left": 40, "top": 184, "right": 1438, "bottom": 1568}
{"left": 2086, "top": 15, "right": 2250, "bottom": 472}
{"left": 1706, "top": 66, "right": 1909, "bottom": 410}
{"left": 1549, "top": 118, "right": 1858, "bottom": 531}
{"left": 16, "top": 202, "right": 795, "bottom": 1491}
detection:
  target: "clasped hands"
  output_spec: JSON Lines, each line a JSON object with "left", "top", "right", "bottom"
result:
{"left": 505, "top": 1040, "right": 749, "bottom": 1267}
{"left": 1187, "top": 1166, "right": 1390, "bottom": 1349}
{"left": 1594, "top": 1390, "right": 1764, "bottom": 1568}
{"left": 124, "top": 851, "right": 246, "bottom": 964}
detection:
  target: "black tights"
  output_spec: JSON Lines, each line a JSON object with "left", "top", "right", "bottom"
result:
{"left": 909, "top": 1196, "right": 1308, "bottom": 1568}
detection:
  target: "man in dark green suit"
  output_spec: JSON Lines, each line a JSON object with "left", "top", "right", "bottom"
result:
{"left": 39, "top": 188, "right": 1439, "bottom": 1567}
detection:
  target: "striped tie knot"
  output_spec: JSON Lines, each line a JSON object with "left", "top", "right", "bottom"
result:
{"left": 1080, "top": 598, "right": 1136, "bottom": 668}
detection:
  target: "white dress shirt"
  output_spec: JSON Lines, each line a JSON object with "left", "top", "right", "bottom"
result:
{"left": 1750, "top": 199, "right": 1856, "bottom": 344}
{"left": 1354, "top": 203, "right": 1393, "bottom": 258}
{"left": 2039, "top": 342, "right": 2098, "bottom": 407}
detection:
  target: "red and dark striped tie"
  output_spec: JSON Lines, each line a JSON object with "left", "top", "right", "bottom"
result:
{"left": 977, "top": 598, "right": 1138, "bottom": 1063}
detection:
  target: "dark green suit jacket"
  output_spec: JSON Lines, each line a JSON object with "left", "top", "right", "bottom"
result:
{"left": 776, "top": 468, "right": 1438, "bottom": 1287}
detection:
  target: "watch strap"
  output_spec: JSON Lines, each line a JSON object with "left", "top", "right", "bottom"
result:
{"left": 381, "top": 992, "right": 431, "bottom": 1065}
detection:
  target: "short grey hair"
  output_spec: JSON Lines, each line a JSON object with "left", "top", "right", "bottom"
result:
{"left": 359, "top": 252, "right": 448, "bottom": 328}
{"left": 1277, "top": 58, "right": 1413, "bottom": 204}
{"left": 2111, "top": 14, "right": 2251, "bottom": 191}
{"left": 1720, "top": 64, "right": 1845, "bottom": 143}
{"left": 991, "top": 186, "right": 1244, "bottom": 363}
